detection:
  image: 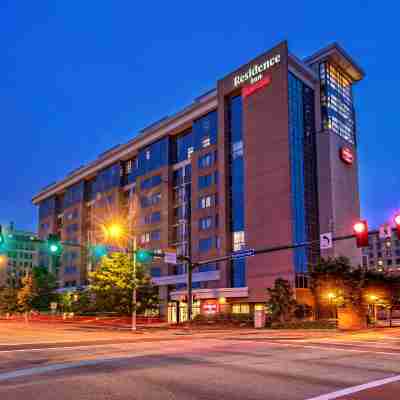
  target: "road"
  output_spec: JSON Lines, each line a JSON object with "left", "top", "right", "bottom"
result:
{"left": 0, "top": 322, "right": 400, "bottom": 399}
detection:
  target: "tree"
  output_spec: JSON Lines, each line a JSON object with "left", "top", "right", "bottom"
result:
{"left": 266, "top": 278, "right": 298, "bottom": 323}
{"left": 309, "top": 257, "right": 365, "bottom": 319}
{"left": 0, "top": 287, "right": 19, "bottom": 315}
{"left": 17, "top": 274, "right": 37, "bottom": 316}
{"left": 31, "top": 266, "right": 57, "bottom": 310}
{"left": 89, "top": 253, "right": 158, "bottom": 315}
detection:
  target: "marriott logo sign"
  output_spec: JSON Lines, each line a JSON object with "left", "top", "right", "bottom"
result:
{"left": 233, "top": 54, "right": 281, "bottom": 87}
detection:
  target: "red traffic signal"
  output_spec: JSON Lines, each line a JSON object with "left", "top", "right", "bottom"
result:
{"left": 394, "top": 214, "right": 400, "bottom": 239}
{"left": 353, "top": 220, "right": 369, "bottom": 248}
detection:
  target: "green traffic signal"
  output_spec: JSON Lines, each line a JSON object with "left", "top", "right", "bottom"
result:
{"left": 47, "top": 234, "right": 62, "bottom": 255}
{"left": 91, "top": 244, "right": 108, "bottom": 258}
{"left": 49, "top": 244, "right": 59, "bottom": 253}
{"left": 136, "top": 249, "right": 153, "bottom": 264}
{"left": 0, "top": 225, "right": 4, "bottom": 246}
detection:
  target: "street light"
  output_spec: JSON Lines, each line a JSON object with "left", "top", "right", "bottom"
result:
{"left": 101, "top": 221, "right": 139, "bottom": 332}
{"left": 368, "top": 294, "right": 379, "bottom": 322}
{"left": 327, "top": 292, "right": 337, "bottom": 319}
{"left": 0, "top": 255, "right": 6, "bottom": 267}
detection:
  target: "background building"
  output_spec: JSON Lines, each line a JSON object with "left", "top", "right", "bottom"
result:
{"left": 0, "top": 223, "right": 39, "bottom": 286}
{"left": 32, "top": 41, "right": 364, "bottom": 318}
{"left": 362, "top": 230, "right": 400, "bottom": 273}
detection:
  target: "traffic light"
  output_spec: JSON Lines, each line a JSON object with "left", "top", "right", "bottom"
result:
{"left": 0, "top": 225, "right": 4, "bottom": 247}
{"left": 353, "top": 220, "right": 369, "bottom": 248}
{"left": 47, "top": 234, "right": 63, "bottom": 255}
{"left": 136, "top": 249, "right": 153, "bottom": 264}
{"left": 395, "top": 214, "right": 400, "bottom": 240}
{"left": 90, "top": 244, "right": 108, "bottom": 258}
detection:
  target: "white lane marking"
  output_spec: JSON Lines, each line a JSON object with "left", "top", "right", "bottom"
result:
{"left": 304, "top": 374, "right": 400, "bottom": 400}
{"left": 0, "top": 340, "right": 215, "bottom": 355}
{"left": 0, "top": 344, "right": 129, "bottom": 354}
{"left": 0, "top": 359, "right": 112, "bottom": 382}
{"left": 305, "top": 340, "right": 400, "bottom": 349}
{"left": 249, "top": 340, "right": 400, "bottom": 356}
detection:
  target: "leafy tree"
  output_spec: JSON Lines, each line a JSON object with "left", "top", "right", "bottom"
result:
{"left": 309, "top": 257, "right": 365, "bottom": 318}
{"left": 89, "top": 253, "right": 158, "bottom": 315}
{"left": 17, "top": 274, "right": 37, "bottom": 315}
{"left": 31, "top": 266, "right": 57, "bottom": 310}
{"left": 0, "top": 287, "right": 19, "bottom": 315}
{"left": 266, "top": 278, "right": 298, "bottom": 322}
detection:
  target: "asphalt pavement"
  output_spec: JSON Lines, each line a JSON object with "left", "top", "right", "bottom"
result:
{"left": 0, "top": 322, "right": 400, "bottom": 399}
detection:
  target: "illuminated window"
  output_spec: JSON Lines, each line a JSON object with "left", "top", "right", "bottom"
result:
{"left": 320, "top": 62, "right": 355, "bottom": 144}
{"left": 141, "top": 232, "right": 150, "bottom": 243}
{"left": 232, "top": 303, "right": 250, "bottom": 314}
{"left": 233, "top": 231, "right": 245, "bottom": 251}
{"left": 201, "top": 136, "right": 211, "bottom": 148}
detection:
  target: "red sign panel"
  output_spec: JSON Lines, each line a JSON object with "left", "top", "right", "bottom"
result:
{"left": 202, "top": 301, "right": 218, "bottom": 315}
{"left": 340, "top": 147, "right": 354, "bottom": 165}
{"left": 242, "top": 75, "right": 272, "bottom": 99}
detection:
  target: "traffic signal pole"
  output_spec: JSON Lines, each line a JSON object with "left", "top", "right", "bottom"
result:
{"left": 131, "top": 236, "right": 137, "bottom": 332}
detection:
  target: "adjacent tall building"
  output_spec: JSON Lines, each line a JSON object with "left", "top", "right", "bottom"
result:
{"left": 32, "top": 41, "right": 365, "bottom": 317}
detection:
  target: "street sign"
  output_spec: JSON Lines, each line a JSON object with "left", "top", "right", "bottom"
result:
{"left": 320, "top": 232, "right": 333, "bottom": 250}
{"left": 231, "top": 248, "right": 255, "bottom": 260}
{"left": 164, "top": 252, "right": 177, "bottom": 264}
{"left": 379, "top": 224, "right": 392, "bottom": 240}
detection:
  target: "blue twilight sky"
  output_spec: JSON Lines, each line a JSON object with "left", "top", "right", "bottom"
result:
{"left": 0, "top": 1, "right": 398, "bottom": 232}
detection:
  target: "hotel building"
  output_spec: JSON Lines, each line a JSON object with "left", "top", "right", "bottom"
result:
{"left": 32, "top": 41, "right": 365, "bottom": 318}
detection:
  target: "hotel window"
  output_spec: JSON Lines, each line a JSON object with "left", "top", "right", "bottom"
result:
{"left": 199, "top": 216, "right": 213, "bottom": 231}
{"left": 201, "top": 136, "right": 211, "bottom": 148}
{"left": 141, "top": 232, "right": 150, "bottom": 243}
{"left": 150, "top": 192, "right": 161, "bottom": 205}
{"left": 150, "top": 230, "right": 161, "bottom": 241}
{"left": 188, "top": 146, "right": 194, "bottom": 159}
{"left": 232, "top": 303, "right": 250, "bottom": 314}
{"left": 198, "top": 153, "right": 213, "bottom": 169}
{"left": 231, "top": 141, "right": 243, "bottom": 159}
{"left": 199, "top": 195, "right": 213, "bottom": 209}
{"left": 320, "top": 62, "right": 355, "bottom": 144}
{"left": 232, "top": 231, "right": 245, "bottom": 251}
{"left": 126, "top": 160, "right": 132, "bottom": 174}
{"left": 141, "top": 174, "right": 162, "bottom": 190}
{"left": 145, "top": 149, "right": 151, "bottom": 160}
{"left": 144, "top": 211, "right": 161, "bottom": 225}
{"left": 199, "top": 237, "right": 213, "bottom": 253}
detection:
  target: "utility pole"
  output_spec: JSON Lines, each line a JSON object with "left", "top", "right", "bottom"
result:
{"left": 131, "top": 236, "right": 137, "bottom": 331}
{"left": 186, "top": 261, "right": 193, "bottom": 322}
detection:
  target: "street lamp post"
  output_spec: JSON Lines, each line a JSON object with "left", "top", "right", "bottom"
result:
{"left": 131, "top": 236, "right": 137, "bottom": 332}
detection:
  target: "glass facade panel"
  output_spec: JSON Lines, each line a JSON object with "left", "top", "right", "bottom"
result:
{"left": 137, "top": 137, "right": 169, "bottom": 175}
{"left": 171, "top": 130, "right": 194, "bottom": 164}
{"left": 93, "top": 163, "right": 121, "bottom": 195}
{"left": 63, "top": 181, "right": 84, "bottom": 209}
{"left": 193, "top": 111, "right": 218, "bottom": 150}
{"left": 320, "top": 62, "right": 355, "bottom": 144}
{"left": 288, "top": 73, "right": 319, "bottom": 274}
{"left": 228, "top": 95, "right": 246, "bottom": 287}
{"left": 39, "top": 196, "right": 56, "bottom": 220}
